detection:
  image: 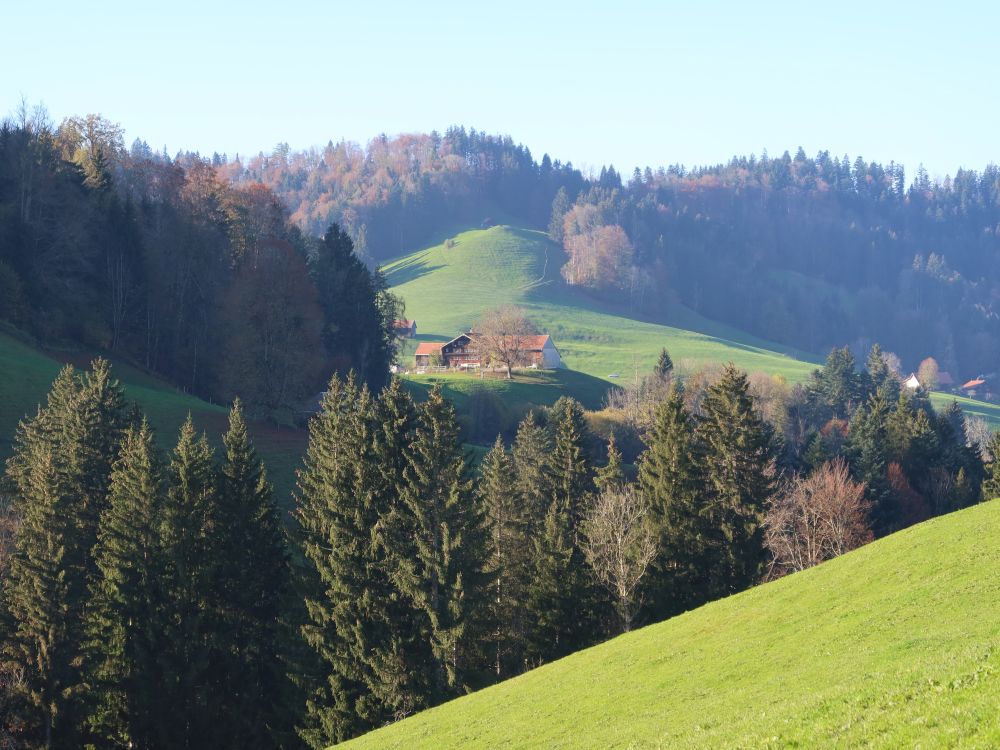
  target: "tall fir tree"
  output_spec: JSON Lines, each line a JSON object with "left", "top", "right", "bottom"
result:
{"left": 84, "top": 420, "right": 165, "bottom": 749}
{"left": 214, "top": 399, "right": 291, "bottom": 749}
{"left": 695, "top": 364, "right": 778, "bottom": 598}
{"left": 477, "top": 436, "right": 529, "bottom": 679}
{"left": 157, "top": 416, "right": 218, "bottom": 748}
{"left": 595, "top": 433, "right": 625, "bottom": 494}
{"left": 638, "top": 383, "right": 706, "bottom": 617}
{"left": 654, "top": 348, "right": 674, "bottom": 380}
{"left": 295, "top": 375, "right": 382, "bottom": 746}
{"left": 2, "top": 360, "right": 127, "bottom": 746}
{"left": 848, "top": 392, "right": 895, "bottom": 535}
{"left": 525, "top": 397, "right": 601, "bottom": 662}
{"left": 395, "top": 386, "right": 486, "bottom": 700}
{"left": 368, "top": 377, "right": 430, "bottom": 720}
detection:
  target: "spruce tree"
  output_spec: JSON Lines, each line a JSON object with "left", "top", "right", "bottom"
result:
{"left": 526, "top": 397, "right": 600, "bottom": 661}
{"left": 595, "top": 433, "right": 625, "bottom": 494}
{"left": 510, "top": 412, "right": 552, "bottom": 525}
{"left": 848, "top": 393, "right": 895, "bottom": 535}
{"left": 368, "top": 377, "right": 429, "bottom": 719}
{"left": 214, "top": 400, "right": 290, "bottom": 749}
{"left": 2, "top": 360, "right": 127, "bottom": 745}
{"left": 2, "top": 449, "right": 74, "bottom": 748}
{"left": 654, "top": 348, "right": 674, "bottom": 380}
{"left": 84, "top": 420, "right": 165, "bottom": 749}
{"left": 477, "top": 436, "right": 529, "bottom": 679}
{"left": 696, "top": 364, "right": 777, "bottom": 598}
{"left": 158, "top": 416, "right": 218, "bottom": 748}
{"left": 395, "top": 386, "right": 485, "bottom": 700}
{"left": 295, "top": 375, "right": 381, "bottom": 746}
{"left": 638, "top": 384, "right": 705, "bottom": 616}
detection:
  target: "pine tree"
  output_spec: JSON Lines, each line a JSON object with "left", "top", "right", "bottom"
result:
{"left": 84, "top": 420, "right": 165, "bottom": 749}
{"left": 848, "top": 392, "right": 895, "bottom": 535}
{"left": 510, "top": 412, "right": 552, "bottom": 525}
{"left": 214, "top": 399, "right": 290, "bottom": 749}
{"left": 2, "top": 449, "right": 73, "bottom": 748}
{"left": 525, "top": 397, "right": 601, "bottom": 661}
{"left": 368, "top": 377, "right": 429, "bottom": 720}
{"left": 157, "top": 416, "right": 218, "bottom": 748}
{"left": 595, "top": 433, "right": 625, "bottom": 494}
{"left": 2, "top": 360, "right": 127, "bottom": 745}
{"left": 395, "top": 386, "right": 485, "bottom": 700}
{"left": 696, "top": 364, "right": 778, "bottom": 597}
{"left": 654, "top": 348, "right": 674, "bottom": 380}
{"left": 638, "top": 384, "right": 705, "bottom": 616}
{"left": 548, "top": 397, "right": 591, "bottom": 531}
{"left": 477, "top": 436, "right": 529, "bottom": 679}
{"left": 865, "top": 343, "right": 899, "bottom": 401}
{"left": 295, "top": 375, "right": 381, "bottom": 746}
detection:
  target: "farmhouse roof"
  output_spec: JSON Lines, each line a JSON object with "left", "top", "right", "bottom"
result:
{"left": 962, "top": 378, "right": 986, "bottom": 389}
{"left": 466, "top": 332, "right": 554, "bottom": 350}
{"left": 415, "top": 342, "right": 445, "bottom": 355}
{"left": 903, "top": 373, "right": 921, "bottom": 389}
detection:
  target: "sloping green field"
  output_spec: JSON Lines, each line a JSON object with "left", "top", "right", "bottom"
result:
{"left": 386, "top": 226, "right": 819, "bottom": 384}
{"left": 387, "top": 226, "right": 1000, "bottom": 428}
{"left": 0, "top": 331, "right": 305, "bottom": 502}
{"left": 344, "top": 499, "right": 1000, "bottom": 749}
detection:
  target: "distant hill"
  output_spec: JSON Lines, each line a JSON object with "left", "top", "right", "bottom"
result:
{"left": 387, "top": 225, "right": 817, "bottom": 382}
{"left": 386, "top": 225, "right": 1000, "bottom": 428}
{"left": 342, "top": 499, "right": 1000, "bottom": 749}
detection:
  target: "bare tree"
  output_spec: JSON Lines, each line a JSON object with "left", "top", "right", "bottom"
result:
{"left": 472, "top": 305, "right": 537, "bottom": 379}
{"left": 965, "top": 416, "right": 993, "bottom": 460}
{"left": 582, "top": 484, "right": 657, "bottom": 632}
{"left": 765, "top": 459, "right": 872, "bottom": 578}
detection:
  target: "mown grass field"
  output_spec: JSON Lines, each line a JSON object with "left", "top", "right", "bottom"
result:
{"left": 387, "top": 225, "right": 1000, "bottom": 428}
{"left": 0, "top": 330, "right": 305, "bottom": 503}
{"left": 387, "top": 226, "right": 819, "bottom": 384}
{"left": 343, "top": 499, "right": 1000, "bottom": 749}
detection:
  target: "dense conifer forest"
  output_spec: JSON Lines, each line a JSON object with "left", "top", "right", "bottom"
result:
{"left": 1, "top": 345, "right": 992, "bottom": 746}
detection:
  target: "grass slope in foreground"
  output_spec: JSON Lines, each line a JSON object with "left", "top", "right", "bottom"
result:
{"left": 0, "top": 330, "right": 305, "bottom": 501}
{"left": 344, "top": 500, "right": 1000, "bottom": 749}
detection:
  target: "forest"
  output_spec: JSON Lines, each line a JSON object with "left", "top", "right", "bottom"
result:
{"left": 236, "top": 130, "right": 1000, "bottom": 379}
{"left": 0, "top": 106, "right": 399, "bottom": 417}
{"left": 2, "top": 344, "right": 998, "bottom": 747}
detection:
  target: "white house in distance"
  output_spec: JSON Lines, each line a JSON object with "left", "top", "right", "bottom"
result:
{"left": 903, "top": 373, "right": 922, "bottom": 389}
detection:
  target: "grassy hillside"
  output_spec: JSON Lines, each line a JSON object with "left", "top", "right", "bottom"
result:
{"left": 344, "top": 500, "right": 1000, "bottom": 749}
{"left": 386, "top": 226, "right": 819, "bottom": 384}
{"left": 0, "top": 330, "right": 305, "bottom": 502}
{"left": 387, "top": 225, "right": 1000, "bottom": 428}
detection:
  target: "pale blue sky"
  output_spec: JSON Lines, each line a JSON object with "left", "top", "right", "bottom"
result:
{"left": 6, "top": 0, "right": 997, "bottom": 179}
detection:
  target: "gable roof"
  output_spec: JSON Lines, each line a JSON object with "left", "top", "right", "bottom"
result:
{"left": 962, "top": 378, "right": 986, "bottom": 389}
{"left": 415, "top": 342, "right": 445, "bottom": 355}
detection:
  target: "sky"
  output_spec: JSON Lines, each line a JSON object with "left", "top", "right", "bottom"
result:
{"left": 5, "top": 0, "right": 998, "bottom": 180}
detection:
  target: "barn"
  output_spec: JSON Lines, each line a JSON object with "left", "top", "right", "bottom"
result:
{"left": 413, "top": 332, "right": 563, "bottom": 370}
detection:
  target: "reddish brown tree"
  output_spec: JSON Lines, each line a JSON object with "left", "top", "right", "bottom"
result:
{"left": 765, "top": 459, "right": 872, "bottom": 577}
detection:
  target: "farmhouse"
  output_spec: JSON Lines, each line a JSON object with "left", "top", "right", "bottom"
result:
{"left": 393, "top": 319, "right": 417, "bottom": 338}
{"left": 414, "top": 332, "right": 563, "bottom": 370}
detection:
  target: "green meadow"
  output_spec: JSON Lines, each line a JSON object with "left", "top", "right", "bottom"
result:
{"left": 387, "top": 225, "right": 819, "bottom": 384}
{"left": 343, "top": 499, "right": 1000, "bottom": 749}
{"left": 387, "top": 225, "right": 1000, "bottom": 428}
{"left": 0, "top": 330, "right": 305, "bottom": 502}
